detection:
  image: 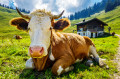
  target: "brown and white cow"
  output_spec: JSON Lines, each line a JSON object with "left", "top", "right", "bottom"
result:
{"left": 10, "top": 8, "right": 106, "bottom": 75}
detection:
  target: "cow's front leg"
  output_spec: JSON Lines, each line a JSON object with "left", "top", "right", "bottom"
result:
{"left": 25, "top": 58, "right": 35, "bottom": 69}
{"left": 89, "top": 45, "right": 106, "bottom": 67}
{"left": 51, "top": 56, "right": 75, "bottom": 76}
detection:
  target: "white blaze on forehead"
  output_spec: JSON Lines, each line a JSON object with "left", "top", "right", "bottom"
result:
{"left": 28, "top": 13, "right": 51, "bottom": 56}
{"left": 57, "top": 66, "right": 63, "bottom": 75}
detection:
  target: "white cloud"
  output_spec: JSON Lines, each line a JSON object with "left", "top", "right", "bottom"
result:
{"left": 0, "top": 0, "right": 9, "bottom": 5}
{"left": 0, "top": 0, "right": 102, "bottom": 17}
{"left": 55, "top": 0, "right": 90, "bottom": 16}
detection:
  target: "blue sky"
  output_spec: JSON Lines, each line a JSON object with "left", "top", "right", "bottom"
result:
{"left": 0, "top": 0, "right": 102, "bottom": 16}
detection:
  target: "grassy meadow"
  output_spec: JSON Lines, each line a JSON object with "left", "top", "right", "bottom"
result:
{"left": 0, "top": 6, "right": 120, "bottom": 79}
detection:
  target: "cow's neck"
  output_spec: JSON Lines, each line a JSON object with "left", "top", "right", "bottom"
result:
{"left": 32, "top": 55, "right": 49, "bottom": 71}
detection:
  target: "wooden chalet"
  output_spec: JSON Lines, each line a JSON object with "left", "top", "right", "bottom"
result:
{"left": 76, "top": 18, "right": 108, "bottom": 38}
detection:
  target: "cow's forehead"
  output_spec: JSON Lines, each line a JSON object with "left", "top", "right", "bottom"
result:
{"left": 30, "top": 9, "right": 52, "bottom": 17}
{"left": 28, "top": 10, "right": 52, "bottom": 29}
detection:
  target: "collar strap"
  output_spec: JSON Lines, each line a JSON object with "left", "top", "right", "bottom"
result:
{"left": 49, "top": 27, "right": 53, "bottom": 57}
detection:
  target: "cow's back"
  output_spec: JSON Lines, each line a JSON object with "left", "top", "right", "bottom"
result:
{"left": 63, "top": 33, "right": 93, "bottom": 59}
{"left": 52, "top": 32, "right": 94, "bottom": 61}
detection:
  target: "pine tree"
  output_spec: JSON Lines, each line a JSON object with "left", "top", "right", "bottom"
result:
{"left": 105, "top": 0, "right": 113, "bottom": 12}
{"left": 70, "top": 14, "right": 74, "bottom": 20}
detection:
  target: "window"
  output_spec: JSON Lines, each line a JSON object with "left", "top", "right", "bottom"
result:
{"left": 83, "top": 33, "right": 85, "bottom": 36}
{"left": 83, "top": 27, "right": 87, "bottom": 31}
{"left": 81, "top": 28, "right": 83, "bottom": 31}
{"left": 88, "top": 32, "right": 89, "bottom": 35}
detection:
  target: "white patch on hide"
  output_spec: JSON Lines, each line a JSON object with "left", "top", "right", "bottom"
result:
{"left": 60, "top": 34, "right": 65, "bottom": 38}
{"left": 25, "top": 58, "right": 35, "bottom": 69}
{"left": 57, "top": 66, "right": 63, "bottom": 75}
{"left": 67, "top": 36, "right": 70, "bottom": 39}
{"left": 75, "top": 58, "right": 83, "bottom": 63}
{"left": 50, "top": 53, "right": 55, "bottom": 61}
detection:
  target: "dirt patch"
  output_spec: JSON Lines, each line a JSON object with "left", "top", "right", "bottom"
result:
{"left": 114, "top": 34, "right": 120, "bottom": 79}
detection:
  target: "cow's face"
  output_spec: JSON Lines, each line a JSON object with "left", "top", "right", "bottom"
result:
{"left": 28, "top": 12, "right": 52, "bottom": 58}
{"left": 10, "top": 8, "right": 70, "bottom": 58}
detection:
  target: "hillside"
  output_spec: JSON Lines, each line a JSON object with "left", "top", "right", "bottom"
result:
{"left": 97, "top": 6, "right": 120, "bottom": 34}
{"left": 0, "top": 6, "right": 29, "bottom": 39}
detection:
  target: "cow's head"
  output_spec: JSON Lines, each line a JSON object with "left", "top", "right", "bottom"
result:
{"left": 10, "top": 8, "right": 70, "bottom": 58}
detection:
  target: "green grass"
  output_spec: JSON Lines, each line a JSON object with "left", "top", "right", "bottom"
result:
{"left": 0, "top": 6, "right": 119, "bottom": 79}
{"left": 0, "top": 35, "right": 119, "bottom": 79}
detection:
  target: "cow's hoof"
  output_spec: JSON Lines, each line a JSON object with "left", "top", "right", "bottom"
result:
{"left": 69, "top": 66, "right": 74, "bottom": 71}
{"left": 94, "top": 58, "right": 107, "bottom": 67}
{"left": 89, "top": 55, "right": 94, "bottom": 59}
{"left": 65, "top": 66, "right": 74, "bottom": 72}
{"left": 98, "top": 58, "right": 106, "bottom": 67}
{"left": 85, "top": 60, "right": 94, "bottom": 67}
{"left": 106, "top": 65, "right": 109, "bottom": 69}
{"left": 25, "top": 58, "right": 35, "bottom": 69}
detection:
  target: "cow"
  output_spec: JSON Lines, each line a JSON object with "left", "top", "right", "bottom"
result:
{"left": 10, "top": 8, "right": 106, "bottom": 76}
{"left": 13, "top": 35, "right": 22, "bottom": 39}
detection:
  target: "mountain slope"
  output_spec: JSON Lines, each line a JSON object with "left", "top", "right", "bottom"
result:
{"left": 97, "top": 6, "right": 120, "bottom": 34}
{"left": 0, "top": 6, "right": 29, "bottom": 38}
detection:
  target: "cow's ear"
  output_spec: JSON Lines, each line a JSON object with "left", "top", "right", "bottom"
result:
{"left": 9, "top": 17, "right": 28, "bottom": 31}
{"left": 53, "top": 18, "right": 70, "bottom": 31}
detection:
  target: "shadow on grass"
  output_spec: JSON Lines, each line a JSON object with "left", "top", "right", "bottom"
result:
{"left": 19, "top": 61, "right": 90, "bottom": 79}
{"left": 96, "top": 32, "right": 112, "bottom": 38}
{"left": 93, "top": 32, "right": 117, "bottom": 39}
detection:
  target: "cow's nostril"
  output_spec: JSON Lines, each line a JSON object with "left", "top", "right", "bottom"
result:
{"left": 40, "top": 47, "right": 44, "bottom": 54}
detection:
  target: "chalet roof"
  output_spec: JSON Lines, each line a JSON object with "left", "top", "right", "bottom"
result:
{"left": 76, "top": 18, "right": 108, "bottom": 26}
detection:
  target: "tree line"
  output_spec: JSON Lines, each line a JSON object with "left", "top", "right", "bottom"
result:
{"left": 68, "top": 0, "right": 120, "bottom": 20}
{"left": 0, "top": 3, "right": 30, "bottom": 13}
{"left": 105, "top": 0, "right": 120, "bottom": 12}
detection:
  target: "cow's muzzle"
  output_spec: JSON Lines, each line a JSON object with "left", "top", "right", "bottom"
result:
{"left": 29, "top": 46, "right": 44, "bottom": 58}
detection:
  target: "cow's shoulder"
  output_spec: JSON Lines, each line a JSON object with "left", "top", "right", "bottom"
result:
{"left": 62, "top": 33, "right": 85, "bottom": 43}
{"left": 52, "top": 32, "right": 66, "bottom": 44}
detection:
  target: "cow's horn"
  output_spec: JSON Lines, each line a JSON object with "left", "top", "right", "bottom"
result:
{"left": 52, "top": 10, "right": 64, "bottom": 19}
{"left": 16, "top": 7, "right": 30, "bottom": 19}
